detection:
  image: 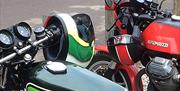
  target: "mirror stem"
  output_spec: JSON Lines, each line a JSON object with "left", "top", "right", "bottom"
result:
{"left": 158, "top": 0, "right": 166, "bottom": 10}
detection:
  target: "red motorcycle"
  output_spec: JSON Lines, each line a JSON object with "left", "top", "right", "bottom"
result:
{"left": 87, "top": 0, "right": 150, "bottom": 90}
{"left": 135, "top": 9, "right": 180, "bottom": 91}
{"left": 87, "top": 0, "right": 171, "bottom": 91}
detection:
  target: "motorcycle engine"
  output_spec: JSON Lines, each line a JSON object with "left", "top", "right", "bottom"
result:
{"left": 146, "top": 57, "right": 180, "bottom": 91}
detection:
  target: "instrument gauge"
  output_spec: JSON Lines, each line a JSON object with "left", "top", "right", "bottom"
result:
{"left": 0, "top": 29, "right": 14, "bottom": 49}
{"left": 14, "top": 22, "right": 32, "bottom": 41}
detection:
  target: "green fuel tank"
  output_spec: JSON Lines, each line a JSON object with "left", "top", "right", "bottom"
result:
{"left": 25, "top": 61, "right": 126, "bottom": 91}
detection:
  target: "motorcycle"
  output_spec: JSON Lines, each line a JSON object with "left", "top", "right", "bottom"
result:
{"left": 135, "top": 4, "right": 180, "bottom": 91}
{"left": 87, "top": 0, "right": 171, "bottom": 91}
{"left": 0, "top": 13, "right": 126, "bottom": 91}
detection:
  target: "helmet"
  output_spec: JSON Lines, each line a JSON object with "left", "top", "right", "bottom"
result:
{"left": 67, "top": 14, "right": 95, "bottom": 67}
{"left": 43, "top": 13, "right": 95, "bottom": 67}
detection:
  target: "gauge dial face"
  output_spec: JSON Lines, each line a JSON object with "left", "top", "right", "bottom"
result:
{"left": 0, "top": 29, "right": 14, "bottom": 49}
{"left": 17, "top": 26, "right": 31, "bottom": 38}
{"left": 14, "top": 22, "right": 32, "bottom": 41}
{"left": 0, "top": 33, "right": 12, "bottom": 45}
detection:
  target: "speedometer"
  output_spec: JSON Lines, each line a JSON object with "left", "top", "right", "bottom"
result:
{"left": 0, "top": 29, "right": 14, "bottom": 49}
{"left": 14, "top": 22, "right": 32, "bottom": 41}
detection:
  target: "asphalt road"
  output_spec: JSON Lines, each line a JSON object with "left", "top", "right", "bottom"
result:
{"left": 0, "top": 0, "right": 174, "bottom": 43}
{"left": 0, "top": 0, "right": 105, "bottom": 44}
{"left": 0, "top": 0, "right": 106, "bottom": 61}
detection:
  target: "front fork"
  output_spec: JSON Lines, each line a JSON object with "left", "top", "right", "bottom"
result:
{"left": 104, "top": 61, "right": 117, "bottom": 80}
{"left": 0, "top": 66, "right": 23, "bottom": 91}
{"left": 0, "top": 66, "right": 7, "bottom": 89}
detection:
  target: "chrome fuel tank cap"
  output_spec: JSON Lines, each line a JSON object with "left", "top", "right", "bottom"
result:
{"left": 45, "top": 61, "right": 67, "bottom": 74}
{"left": 171, "top": 15, "right": 180, "bottom": 21}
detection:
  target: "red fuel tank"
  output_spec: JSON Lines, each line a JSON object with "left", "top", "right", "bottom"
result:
{"left": 142, "top": 18, "right": 180, "bottom": 55}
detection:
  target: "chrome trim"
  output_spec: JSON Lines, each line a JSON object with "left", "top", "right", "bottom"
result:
{"left": 114, "top": 34, "right": 133, "bottom": 44}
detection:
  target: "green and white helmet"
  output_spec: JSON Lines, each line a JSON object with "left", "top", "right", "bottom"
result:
{"left": 43, "top": 13, "right": 95, "bottom": 67}
{"left": 67, "top": 14, "right": 95, "bottom": 67}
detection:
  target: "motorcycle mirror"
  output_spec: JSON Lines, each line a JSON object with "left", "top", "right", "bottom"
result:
{"left": 158, "top": 0, "right": 166, "bottom": 10}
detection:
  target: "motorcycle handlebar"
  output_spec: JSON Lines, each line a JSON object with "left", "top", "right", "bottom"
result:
{"left": 0, "top": 27, "right": 58, "bottom": 63}
{"left": 137, "top": 10, "right": 171, "bottom": 21}
{"left": 138, "top": 14, "right": 156, "bottom": 21}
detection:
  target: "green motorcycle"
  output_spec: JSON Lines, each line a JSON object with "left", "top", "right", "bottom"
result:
{"left": 0, "top": 13, "right": 126, "bottom": 91}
